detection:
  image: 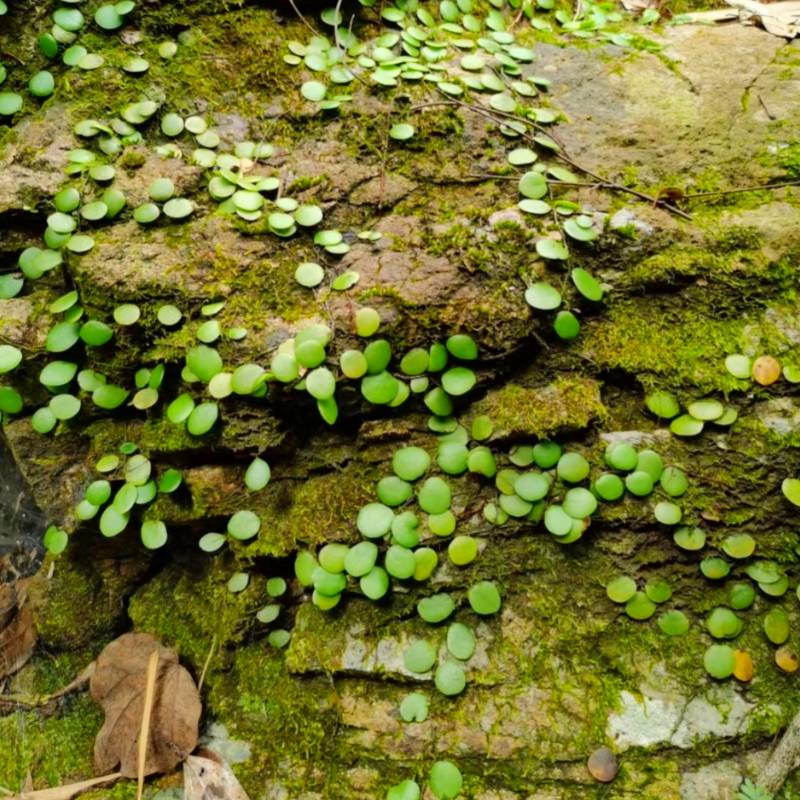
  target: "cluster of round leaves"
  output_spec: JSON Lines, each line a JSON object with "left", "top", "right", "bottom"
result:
{"left": 280, "top": 405, "right": 509, "bottom": 660}
{"left": 525, "top": 267, "right": 604, "bottom": 342}
{"left": 608, "top": 492, "right": 800, "bottom": 681}
{"left": 286, "top": 0, "right": 555, "bottom": 128}
{"left": 482, "top": 439, "right": 689, "bottom": 546}
{"left": 402, "top": 618, "right": 478, "bottom": 702}
{"left": 40, "top": 443, "right": 180, "bottom": 554}
{"left": 133, "top": 176, "right": 193, "bottom": 225}
{"left": 71, "top": 93, "right": 369, "bottom": 272}
{"left": 201, "top": 139, "right": 325, "bottom": 235}
{"left": 517, "top": 172, "right": 603, "bottom": 266}
{"left": 292, "top": 434, "right": 502, "bottom": 616}
{"left": 5, "top": 179, "right": 125, "bottom": 300}
{"left": 102, "top": 103, "right": 353, "bottom": 256}
{"left": 697, "top": 567, "right": 800, "bottom": 680}
{"left": 0, "top": 2, "right": 139, "bottom": 122}
{"left": 285, "top": 2, "right": 616, "bottom": 324}
{"left": 267, "top": 317, "right": 482, "bottom": 426}
{"left": 24, "top": 295, "right": 251, "bottom": 440}
{"left": 4, "top": 107, "right": 203, "bottom": 303}
{"left": 606, "top": 575, "right": 685, "bottom": 630}
{"left": 386, "top": 760, "right": 462, "bottom": 800}
{"left": 13, "top": 290, "right": 152, "bottom": 434}
{"left": 645, "top": 390, "right": 737, "bottom": 437}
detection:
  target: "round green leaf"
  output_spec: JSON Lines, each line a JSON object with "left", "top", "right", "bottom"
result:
{"left": 525, "top": 282, "right": 561, "bottom": 310}
{"left": 228, "top": 509, "right": 261, "bottom": 540}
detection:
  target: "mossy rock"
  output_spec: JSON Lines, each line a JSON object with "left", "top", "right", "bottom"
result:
{"left": 27, "top": 553, "right": 147, "bottom": 650}
{"left": 467, "top": 377, "right": 606, "bottom": 440}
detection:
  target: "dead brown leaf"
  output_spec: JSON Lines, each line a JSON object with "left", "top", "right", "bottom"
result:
{"left": 730, "top": 0, "right": 800, "bottom": 36}
{"left": 657, "top": 187, "right": 685, "bottom": 203}
{"left": 0, "top": 605, "right": 37, "bottom": 679}
{"left": 184, "top": 750, "right": 251, "bottom": 800}
{"left": 90, "top": 632, "right": 202, "bottom": 779}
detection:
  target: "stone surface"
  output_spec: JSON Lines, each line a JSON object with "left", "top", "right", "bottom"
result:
{"left": 0, "top": 434, "right": 45, "bottom": 566}
{"left": 0, "top": 106, "right": 74, "bottom": 215}
{"left": 607, "top": 685, "right": 757, "bottom": 751}
{"left": 547, "top": 24, "right": 787, "bottom": 184}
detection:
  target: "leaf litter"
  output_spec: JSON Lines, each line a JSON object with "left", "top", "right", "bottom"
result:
{"left": 90, "top": 632, "right": 202, "bottom": 778}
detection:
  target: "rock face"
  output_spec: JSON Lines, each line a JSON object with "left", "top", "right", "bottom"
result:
{"left": 0, "top": 435, "right": 44, "bottom": 567}
{"left": 3, "top": 3, "right": 800, "bottom": 800}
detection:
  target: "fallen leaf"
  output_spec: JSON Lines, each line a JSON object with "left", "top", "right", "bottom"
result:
{"left": 0, "top": 605, "right": 37, "bottom": 679}
{"left": 658, "top": 187, "right": 685, "bottom": 203}
{"left": 733, "top": 650, "right": 754, "bottom": 682}
{"left": 184, "top": 750, "right": 251, "bottom": 800}
{"left": 681, "top": 8, "right": 740, "bottom": 21}
{"left": 90, "top": 632, "right": 201, "bottom": 779}
{"left": 727, "top": 0, "right": 800, "bottom": 38}
{"left": 776, "top": 646, "right": 800, "bottom": 673}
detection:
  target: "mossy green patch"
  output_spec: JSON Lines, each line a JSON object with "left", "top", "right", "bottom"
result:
{"left": 206, "top": 645, "right": 337, "bottom": 796}
{"left": 128, "top": 556, "right": 259, "bottom": 671}
{"left": 0, "top": 696, "right": 102, "bottom": 791}
{"left": 243, "top": 464, "right": 375, "bottom": 556}
{"left": 27, "top": 553, "right": 145, "bottom": 650}
{"left": 582, "top": 299, "right": 749, "bottom": 393}
{"left": 467, "top": 377, "right": 606, "bottom": 440}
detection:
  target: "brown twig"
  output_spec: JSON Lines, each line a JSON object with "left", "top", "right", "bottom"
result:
{"left": 757, "top": 705, "right": 800, "bottom": 795}
{"left": 287, "top": 0, "right": 318, "bottom": 35}
{"left": 421, "top": 93, "right": 693, "bottom": 221}
{"left": 0, "top": 51, "right": 24, "bottom": 66}
{"left": 0, "top": 662, "right": 94, "bottom": 711}
{"left": 136, "top": 651, "right": 159, "bottom": 800}
{"left": 11, "top": 773, "right": 121, "bottom": 800}
{"left": 197, "top": 634, "right": 217, "bottom": 692}
{"left": 681, "top": 180, "right": 800, "bottom": 198}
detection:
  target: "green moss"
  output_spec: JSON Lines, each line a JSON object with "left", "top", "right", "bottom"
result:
{"left": 467, "top": 377, "right": 606, "bottom": 439}
{"left": 24, "top": 651, "right": 95, "bottom": 696}
{"left": 582, "top": 299, "right": 748, "bottom": 393}
{"left": 775, "top": 141, "right": 800, "bottom": 178}
{"left": 713, "top": 225, "right": 764, "bottom": 252}
{"left": 116, "top": 149, "right": 146, "bottom": 170}
{"left": 127, "top": 556, "right": 259, "bottom": 672}
{"left": 287, "top": 174, "right": 327, "bottom": 193}
{"left": 242, "top": 463, "right": 375, "bottom": 556}
{"left": 0, "top": 696, "right": 102, "bottom": 791}
{"left": 27, "top": 553, "right": 144, "bottom": 651}
{"left": 206, "top": 645, "right": 338, "bottom": 796}
{"left": 626, "top": 238, "right": 795, "bottom": 297}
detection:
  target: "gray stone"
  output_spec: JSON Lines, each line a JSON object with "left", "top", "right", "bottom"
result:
{"left": 607, "top": 684, "right": 756, "bottom": 751}
{"left": 609, "top": 208, "right": 655, "bottom": 236}
{"left": 0, "top": 434, "right": 45, "bottom": 566}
